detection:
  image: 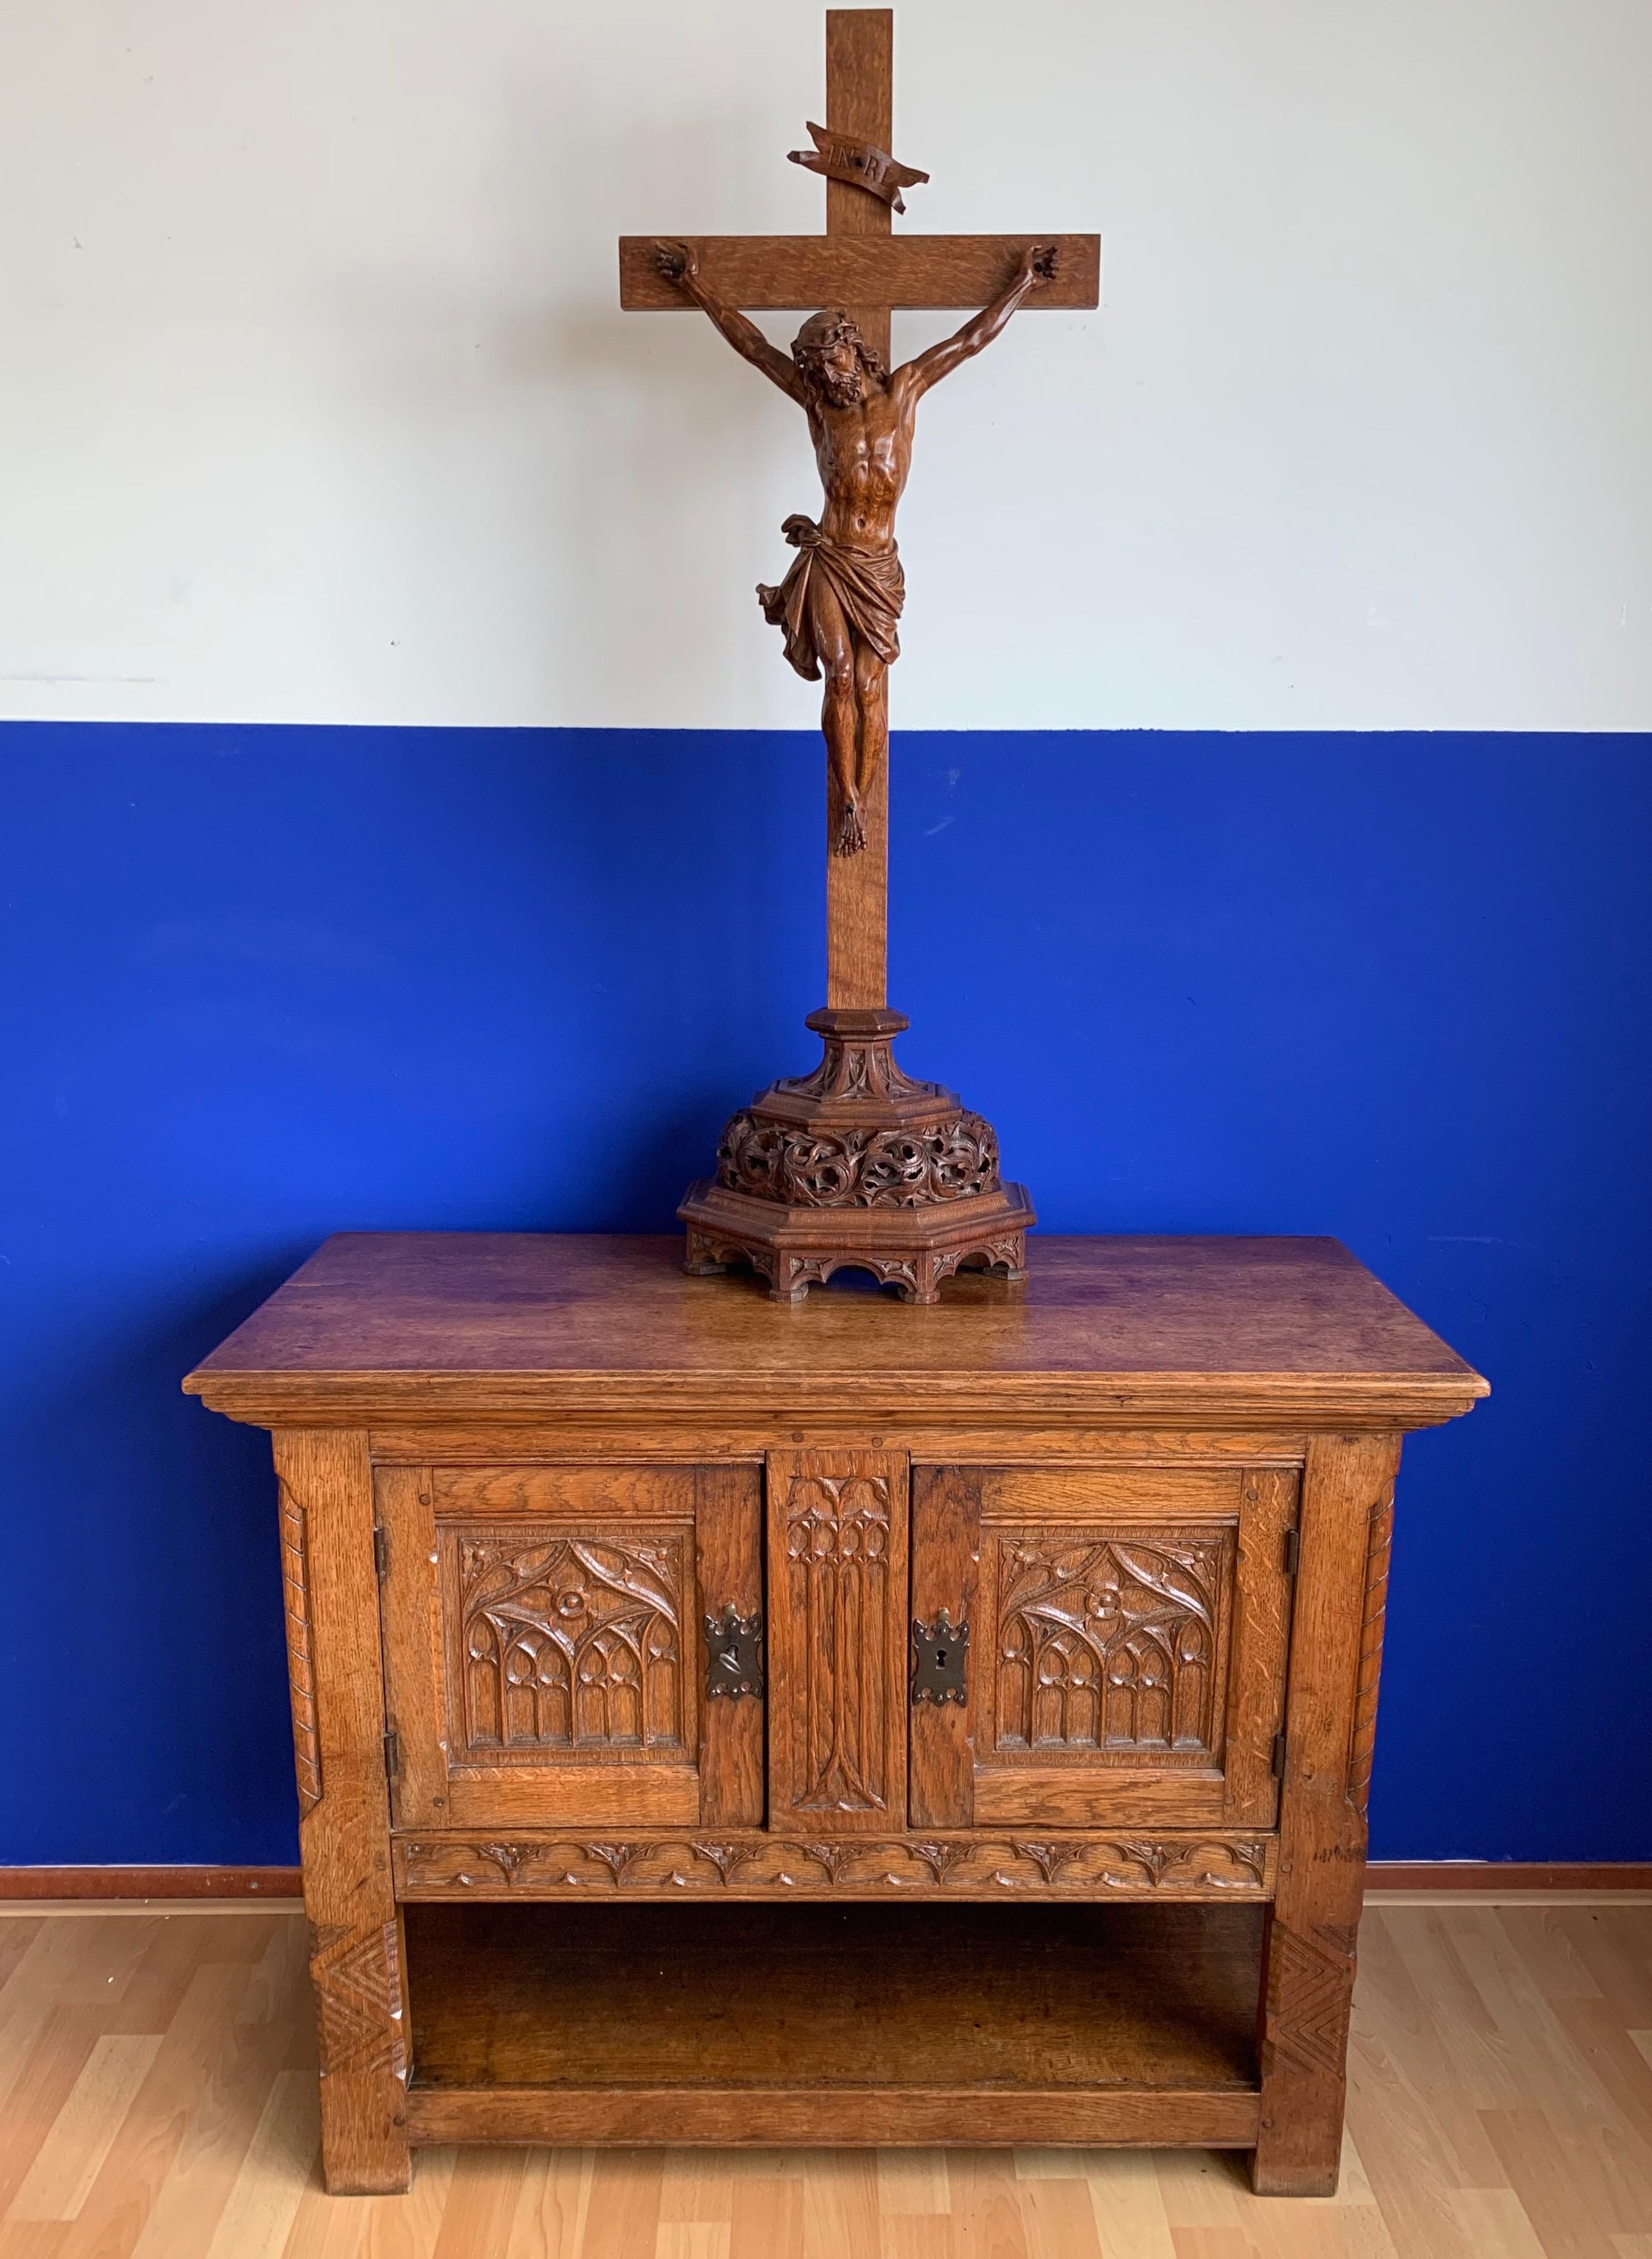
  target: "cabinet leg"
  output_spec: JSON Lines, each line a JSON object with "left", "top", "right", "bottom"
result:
{"left": 276, "top": 1428, "right": 412, "bottom": 2196}
{"left": 1251, "top": 1432, "right": 1399, "bottom": 2198}
{"left": 1251, "top": 1905, "right": 1356, "bottom": 2195}
{"left": 311, "top": 1914, "right": 412, "bottom": 2194}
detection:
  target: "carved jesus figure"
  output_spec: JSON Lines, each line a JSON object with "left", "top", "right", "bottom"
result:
{"left": 657, "top": 240, "right": 1058, "bottom": 854}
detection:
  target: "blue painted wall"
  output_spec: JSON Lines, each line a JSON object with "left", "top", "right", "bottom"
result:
{"left": 2, "top": 722, "right": 1648, "bottom": 1865}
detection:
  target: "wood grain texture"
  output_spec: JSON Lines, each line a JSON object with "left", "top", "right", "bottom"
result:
{"left": 824, "top": 4, "right": 893, "bottom": 998}
{"left": 401, "top": 1899, "right": 1264, "bottom": 2093}
{"left": 907, "top": 1466, "right": 979, "bottom": 1828}
{"left": 1223, "top": 1468, "right": 1297, "bottom": 1829}
{"left": 5, "top": 1900, "right": 1649, "bottom": 2250}
{"left": 766, "top": 1450, "right": 909, "bottom": 1830}
{"left": 272, "top": 1429, "right": 409, "bottom": 2195}
{"left": 183, "top": 1234, "right": 1488, "bottom": 1432}
{"left": 427, "top": 1462, "right": 700, "bottom": 1520}
{"left": 695, "top": 1465, "right": 766, "bottom": 1828}
{"left": 1253, "top": 1433, "right": 1402, "bottom": 2197}
{"left": 618, "top": 233, "right": 1101, "bottom": 311}
{"left": 366, "top": 1423, "right": 1314, "bottom": 1465}
{"left": 402, "top": 2085, "right": 1260, "bottom": 2148}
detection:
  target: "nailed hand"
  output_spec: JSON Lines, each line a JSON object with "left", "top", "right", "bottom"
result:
{"left": 655, "top": 239, "right": 698, "bottom": 286}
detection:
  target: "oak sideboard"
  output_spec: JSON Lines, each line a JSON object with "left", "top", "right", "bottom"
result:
{"left": 185, "top": 1232, "right": 1486, "bottom": 2196}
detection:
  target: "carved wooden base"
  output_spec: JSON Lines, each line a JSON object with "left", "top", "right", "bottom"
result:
{"left": 679, "top": 1006, "right": 1034, "bottom": 1304}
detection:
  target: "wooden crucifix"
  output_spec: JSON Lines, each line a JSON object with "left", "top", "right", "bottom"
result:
{"left": 620, "top": 8, "right": 1099, "bottom": 1304}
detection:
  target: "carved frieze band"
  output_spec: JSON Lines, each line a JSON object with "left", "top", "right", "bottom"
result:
{"left": 1346, "top": 1486, "right": 1395, "bottom": 1824}
{"left": 277, "top": 1482, "right": 323, "bottom": 1817}
{"left": 309, "top": 1920, "right": 407, "bottom": 2082}
{"left": 394, "top": 1832, "right": 1274, "bottom": 1899}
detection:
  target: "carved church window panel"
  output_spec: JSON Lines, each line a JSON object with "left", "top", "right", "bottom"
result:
{"left": 786, "top": 1476, "right": 893, "bottom": 1811}
{"left": 988, "top": 1527, "right": 1234, "bottom": 1766}
{"left": 443, "top": 1525, "right": 693, "bottom": 1768}
{"left": 766, "top": 1451, "right": 910, "bottom": 1833}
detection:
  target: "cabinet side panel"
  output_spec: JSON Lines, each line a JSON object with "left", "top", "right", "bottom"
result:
{"left": 909, "top": 1466, "right": 980, "bottom": 1828}
{"left": 1253, "top": 1432, "right": 1401, "bottom": 2198}
{"left": 697, "top": 1464, "right": 766, "bottom": 1827}
{"left": 273, "top": 1428, "right": 409, "bottom": 2196}
{"left": 766, "top": 1450, "right": 909, "bottom": 1832}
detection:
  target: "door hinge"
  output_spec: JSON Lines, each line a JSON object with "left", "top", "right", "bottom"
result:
{"left": 373, "top": 1524, "right": 388, "bottom": 1581}
{"left": 1282, "top": 1527, "right": 1301, "bottom": 1577}
{"left": 383, "top": 1726, "right": 399, "bottom": 1781}
{"left": 703, "top": 1606, "right": 764, "bottom": 1699}
{"left": 911, "top": 1610, "right": 970, "bottom": 1707}
{"left": 1271, "top": 1730, "right": 1288, "bottom": 1781}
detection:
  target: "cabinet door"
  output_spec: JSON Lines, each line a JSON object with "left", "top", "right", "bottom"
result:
{"left": 909, "top": 1464, "right": 1296, "bottom": 1830}
{"left": 378, "top": 1463, "right": 763, "bottom": 1830}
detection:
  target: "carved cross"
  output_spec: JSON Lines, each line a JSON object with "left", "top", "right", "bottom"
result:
{"left": 620, "top": 9, "right": 1098, "bottom": 1010}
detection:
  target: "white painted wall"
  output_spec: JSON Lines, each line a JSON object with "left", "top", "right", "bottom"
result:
{"left": 2, "top": 0, "right": 1648, "bottom": 731}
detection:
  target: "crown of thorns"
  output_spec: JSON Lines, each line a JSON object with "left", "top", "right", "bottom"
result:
{"left": 791, "top": 309, "right": 884, "bottom": 381}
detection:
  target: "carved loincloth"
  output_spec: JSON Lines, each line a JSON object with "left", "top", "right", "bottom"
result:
{"left": 757, "top": 516, "right": 904, "bottom": 679}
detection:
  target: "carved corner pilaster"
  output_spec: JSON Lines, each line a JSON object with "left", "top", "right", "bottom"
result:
{"left": 1346, "top": 1484, "right": 1395, "bottom": 1825}
{"left": 278, "top": 1479, "right": 323, "bottom": 1817}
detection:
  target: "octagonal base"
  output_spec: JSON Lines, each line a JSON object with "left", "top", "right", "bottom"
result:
{"left": 679, "top": 1178, "right": 1034, "bottom": 1306}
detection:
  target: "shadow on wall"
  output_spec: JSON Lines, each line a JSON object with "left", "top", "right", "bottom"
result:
{"left": 1, "top": 724, "right": 1649, "bottom": 1867}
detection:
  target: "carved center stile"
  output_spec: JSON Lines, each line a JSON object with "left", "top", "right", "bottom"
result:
{"left": 786, "top": 1474, "right": 892, "bottom": 1811}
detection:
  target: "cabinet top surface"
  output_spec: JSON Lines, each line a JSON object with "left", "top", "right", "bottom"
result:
{"left": 184, "top": 1234, "right": 1486, "bottom": 1428}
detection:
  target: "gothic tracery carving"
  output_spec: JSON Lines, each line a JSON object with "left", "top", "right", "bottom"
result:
{"left": 993, "top": 1530, "right": 1229, "bottom": 1756}
{"left": 453, "top": 1530, "right": 687, "bottom": 1759}
{"left": 717, "top": 1109, "right": 1000, "bottom": 1208}
{"left": 785, "top": 1474, "right": 893, "bottom": 1813}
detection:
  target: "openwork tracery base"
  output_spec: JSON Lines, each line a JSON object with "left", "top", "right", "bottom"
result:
{"left": 679, "top": 1006, "right": 1034, "bottom": 1305}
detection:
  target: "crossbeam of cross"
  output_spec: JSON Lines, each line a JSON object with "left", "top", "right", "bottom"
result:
{"left": 620, "top": 10, "right": 1099, "bottom": 1008}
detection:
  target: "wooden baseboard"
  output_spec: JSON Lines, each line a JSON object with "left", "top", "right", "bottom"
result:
{"left": 0, "top": 1866, "right": 303, "bottom": 1901}
{"left": 1364, "top": 1861, "right": 1652, "bottom": 1893}
{"left": 2, "top": 1861, "right": 1648, "bottom": 1903}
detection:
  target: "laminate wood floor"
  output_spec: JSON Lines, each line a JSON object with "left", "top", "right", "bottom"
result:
{"left": 1, "top": 1899, "right": 1649, "bottom": 2258}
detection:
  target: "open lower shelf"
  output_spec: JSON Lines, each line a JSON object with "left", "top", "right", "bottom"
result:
{"left": 401, "top": 1900, "right": 1266, "bottom": 2149}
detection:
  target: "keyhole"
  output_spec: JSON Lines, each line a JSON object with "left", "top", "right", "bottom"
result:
{"left": 935, "top": 1647, "right": 949, "bottom": 1669}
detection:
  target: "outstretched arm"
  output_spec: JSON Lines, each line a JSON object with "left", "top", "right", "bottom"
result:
{"left": 894, "top": 243, "right": 1059, "bottom": 401}
{"left": 655, "top": 241, "right": 805, "bottom": 404}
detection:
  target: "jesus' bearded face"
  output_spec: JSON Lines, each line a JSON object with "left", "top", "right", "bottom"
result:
{"left": 812, "top": 344, "right": 868, "bottom": 406}
{"left": 792, "top": 312, "right": 876, "bottom": 406}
